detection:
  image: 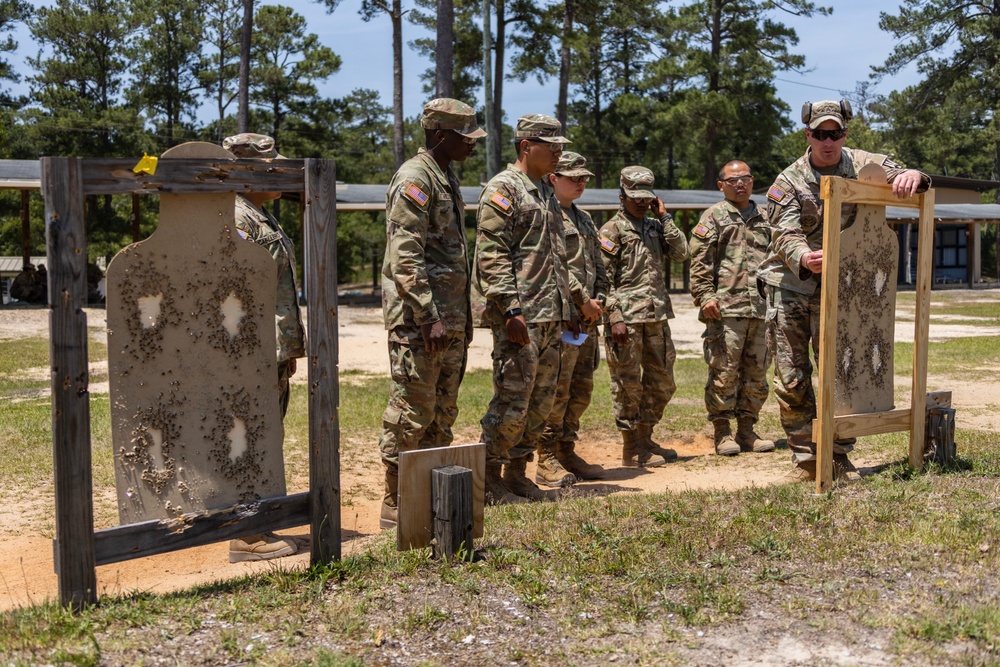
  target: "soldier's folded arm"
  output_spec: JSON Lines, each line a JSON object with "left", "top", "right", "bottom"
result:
{"left": 386, "top": 184, "right": 440, "bottom": 325}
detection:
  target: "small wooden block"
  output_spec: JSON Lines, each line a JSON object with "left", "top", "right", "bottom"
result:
{"left": 397, "top": 443, "right": 484, "bottom": 551}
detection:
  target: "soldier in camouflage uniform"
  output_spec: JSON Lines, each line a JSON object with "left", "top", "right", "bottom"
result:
{"left": 223, "top": 133, "right": 307, "bottom": 561}
{"left": 378, "top": 98, "right": 484, "bottom": 529}
{"left": 689, "top": 160, "right": 774, "bottom": 457}
{"left": 600, "top": 166, "right": 688, "bottom": 468}
{"left": 541, "top": 152, "right": 608, "bottom": 482}
{"left": 760, "top": 100, "right": 929, "bottom": 482}
{"left": 473, "top": 113, "right": 577, "bottom": 504}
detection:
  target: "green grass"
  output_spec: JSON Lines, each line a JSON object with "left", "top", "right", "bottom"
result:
{"left": 895, "top": 335, "right": 1000, "bottom": 379}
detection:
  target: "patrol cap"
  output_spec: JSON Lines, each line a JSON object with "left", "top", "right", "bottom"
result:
{"left": 620, "top": 165, "right": 656, "bottom": 199}
{"left": 514, "top": 113, "right": 570, "bottom": 144}
{"left": 420, "top": 98, "right": 487, "bottom": 138}
{"left": 802, "top": 99, "right": 853, "bottom": 129}
{"left": 554, "top": 151, "right": 593, "bottom": 178}
{"left": 223, "top": 133, "right": 285, "bottom": 159}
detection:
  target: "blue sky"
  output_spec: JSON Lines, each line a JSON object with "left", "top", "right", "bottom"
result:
{"left": 9, "top": 0, "right": 923, "bottom": 126}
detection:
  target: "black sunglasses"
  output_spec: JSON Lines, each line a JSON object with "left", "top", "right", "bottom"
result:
{"left": 810, "top": 128, "right": 846, "bottom": 142}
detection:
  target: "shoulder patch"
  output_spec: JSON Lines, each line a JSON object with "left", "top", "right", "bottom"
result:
{"left": 692, "top": 223, "right": 710, "bottom": 239}
{"left": 488, "top": 191, "right": 513, "bottom": 213}
{"left": 599, "top": 236, "right": 618, "bottom": 254}
{"left": 767, "top": 185, "right": 789, "bottom": 204}
{"left": 402, "top": 182, "right": 429, "bottom": 207}
{"left": 236, "top": 228, "right": 249, "bottom": 240}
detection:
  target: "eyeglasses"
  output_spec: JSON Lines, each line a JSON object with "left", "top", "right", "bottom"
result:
{"left": 630, "top": 197, "right": 654, "bottom": 205}
{"left": 810, "top": 128, "right": 846, "bottom": 142}
{"left": 721, "top": 175, "right": 753, "bottom": 185}
{"left": 452, "top": 131, "right": 478, "bottom": 146}
{"left": 528, "top": 139, "right": 564, "bottom": 153}
{"left": 558, "top": 175, "right": 590, "bottom": 184}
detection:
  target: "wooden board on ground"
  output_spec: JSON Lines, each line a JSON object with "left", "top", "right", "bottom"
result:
{"left": 106, "top": 142, "right": 287, "bottom": 524}
{"left": 397, "top": 444, "right": 485, "bottom": 551}
{"left": 834, "top": 162, "right": 899, "bottom": 415}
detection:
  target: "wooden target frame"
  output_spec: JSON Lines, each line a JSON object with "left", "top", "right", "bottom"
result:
{"left": 43, "top": 152, "right": 340, "bottom": 608}
{"left": 814, "top": 173, "right": 946, "bottom": 492}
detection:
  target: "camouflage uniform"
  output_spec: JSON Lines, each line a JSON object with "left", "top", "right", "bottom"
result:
{"left": 600, "top": 167, "right": 688, "bottom": 432}
{"left": 544, "top": 155, "right": 609, "bottom": 450}
{"left": 233, "top": 194, "right": 306, "bottom": 417}
{"left": 761, "top": 144, "right": 929, "bottom": 460}
{"left": 473, "top": 115, "right": 574, "bottom": 464}
{"left": 378, "top": 144, "right": 473, "bottom": 466}
{"left": 689, "top": 199, "right": 771, "bottom": 424}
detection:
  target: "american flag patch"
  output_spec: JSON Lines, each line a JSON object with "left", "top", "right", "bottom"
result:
{"left": 599, "top": 236, "right": 617, "bottom": 253}
{"left": 489, "top": 191, "right": 512, "bottom": 211}
{"left": 693, "top": 223, "right": 709, "bottom": 238}
{"left": 236, "top": 228, "right": 249, "bottom": 240}
{"left": 403, "top": 182, "right": 429, "bottom": 207}
{"left": 767, "top": 185, "right": 787, "bottom": 203}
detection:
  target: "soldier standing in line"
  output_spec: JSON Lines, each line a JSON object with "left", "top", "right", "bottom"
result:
{"left": 473, "top": 113, "right": 585, "bottom": 504}
{"left": 600, "top": 166, "right": 689, "bottom": 468}
{"left": 760, "top": 99, "right": 929, "bottom": 482}
{"left": 540, "top": 151, "right": 608, "bottom": 482}
{"left": 378, "top": 99, "right": 484, "bottom": 528}
{"left": 223, "top": 132, "right": 307, "bottom": 562}
{"left": 689, "top": 160, "right": 775, "bottom": 457}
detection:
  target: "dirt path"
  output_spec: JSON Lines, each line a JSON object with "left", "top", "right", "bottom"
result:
{"left": 1, "top": 292, "right": 998, "bottom": 610}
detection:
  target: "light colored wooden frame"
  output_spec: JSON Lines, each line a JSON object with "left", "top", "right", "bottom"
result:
{"left": 43, "top": 155, "right": 340, "bottom": 609}
{"left": 814, "top": 176, "right": 937, "bottom": 492}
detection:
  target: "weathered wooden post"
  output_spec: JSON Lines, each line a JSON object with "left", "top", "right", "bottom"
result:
{"left": 431, "top": 465, "right": 474, "bottom": 562}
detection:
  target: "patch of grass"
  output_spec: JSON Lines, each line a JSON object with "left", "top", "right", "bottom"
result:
{"left": 895, "top": 335, "right": 1000, "bottom": 378}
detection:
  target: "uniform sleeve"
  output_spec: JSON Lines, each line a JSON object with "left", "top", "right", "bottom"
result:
{"left": 881, "top": 154, "right": 931, "bottom": 192}
{"left": 599, "top": 223, "right": 624, "bottom": 325}
{"left": 659, "top": 214, "right": 689, "bottom": 262}
{"left": 475, "top": 184, "right": 521, "bottom": 315}
{"left": 765, "top": 176, "right": 812, "bottom": 278}
{"left": 385, "top": 177, "right": 440, "bottom": 326}
{"left": 688, "top": 210, "right": 719, "bottom": 307}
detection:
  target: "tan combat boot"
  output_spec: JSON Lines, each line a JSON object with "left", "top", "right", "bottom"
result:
{"left": 556, "top": 441, "right": 605, "bottom": 480}
{"left": 228, "top": 533, "right": 299, "bottom": 563}
{"left": 535, "top": 442, "right": 578, "bottom": 488}
{"left": 713, "top": 420, "right": 740, "bottom": 456}
{"left": 502, "top": 457, "right": 554, "bottom": 501}
{"left": 736, "top": 417, "right": 775, "bottom": 453}
{"left": 621, "top": 428, "right": 666, "bottom": 468}
{"left": 638, "top": 423, "right": 677, "bottom": 461}
{"left": 834, "top": 453, "right": 861, "bottom": 481}
{"left": 485, "top": 461, "right": 529, "bottom": 505}
{"left": 781, "top": 459, "right": 816, "bottom": 483}
{"left": 380, "top": 465, "right": 398, "bottom": 530}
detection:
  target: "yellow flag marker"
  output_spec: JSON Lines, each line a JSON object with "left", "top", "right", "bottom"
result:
{"left": 132, "top": 152, "right": 158, "bottom": 175}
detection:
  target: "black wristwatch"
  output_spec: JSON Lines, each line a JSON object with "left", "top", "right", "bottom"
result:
{"left": 504, "top": 307, "right": 522, "bottom": 319}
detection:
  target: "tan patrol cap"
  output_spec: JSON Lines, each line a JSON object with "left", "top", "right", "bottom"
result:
{"left": 620, "top": 165, "right": 656, "bottom": 199}
{"left": 554, "top": 152, "right": 593, "bottom": 178}
{"left": 421, "top": 98, "right": 487, "bottom": 138}
{"left": 223, "top": 133, "right": 285, "bottom": 159}
{"left": 802, "top": 99, "right": 853, "bottom": 129}
{"left": 514, "top": 114, "right": 570, "bottom": 144}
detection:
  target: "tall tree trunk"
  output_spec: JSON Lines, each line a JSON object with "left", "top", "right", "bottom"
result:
{"left": 238, "top": 0, "right": 252, "bottom": 133}
{"left": 557, "top": 0, "right": 572, "bottom": 129}
{"left": 701, "top": 0, "right": 723, "bottom": 189}
{"left": 435, "top": 0, "right": 454, "bottom": 97}
{"left": 491, "top": 0, "right": 506, "bottom": 177}
{"left": 392, "top": 0, "right": 404, "bottom": 168}
{"left": 483, "top": 0, "right": 496, "bottom": 179}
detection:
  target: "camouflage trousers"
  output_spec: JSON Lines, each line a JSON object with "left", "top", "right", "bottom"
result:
{"left": 766, "top": 285, "right": 853, "bottom": 461}
{"left": 378, "top": 327, "right": 467, "bottom": 468}
{"left": 604, "top": 320, "right": 676, "bottom": 431}
{"left": 543, "top": 322, "right": 600, "bottom": 446}
{"left": 480, "top": 320, "right": 562, "bottom": 462}
{"left": 702, "top": 317, "right": 770, "bottom": 423}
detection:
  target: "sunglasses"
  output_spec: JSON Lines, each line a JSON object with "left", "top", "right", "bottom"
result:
{"left": 559, "top": 175, "right": 590, "bottom": 184}
{"left": 630, "top": 197, "right": 655, "bottom": 205}
{"left": 721, "top": 175, "right": 753, "bottom": 185}
{"left": 528, "top": 139, "right": 564, "bottom": 153}
{"left": 452, "top": 131, "right": 478, "bottom": 146}
{"left": 810, "top": 128, "right": 846, "bottom": 142}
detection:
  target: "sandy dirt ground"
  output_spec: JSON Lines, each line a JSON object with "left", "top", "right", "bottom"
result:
{"left": 1, "top": 292, "right": 998, "bottom": 610}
